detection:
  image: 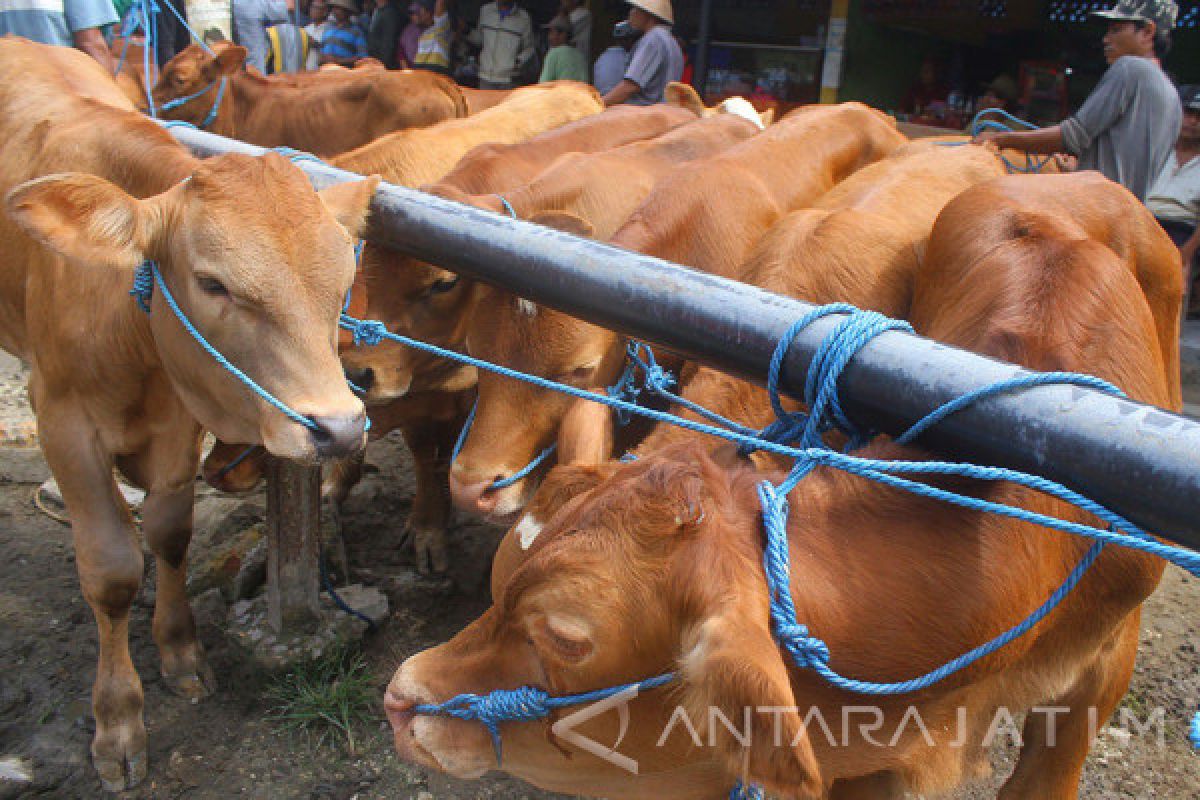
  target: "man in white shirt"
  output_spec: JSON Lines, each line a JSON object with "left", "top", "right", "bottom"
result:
{"left": 469, "top": 0, "right": 534, "bottom": 89}
{"left": 1148, "top": 85, "right": 1200, "bottom": 312}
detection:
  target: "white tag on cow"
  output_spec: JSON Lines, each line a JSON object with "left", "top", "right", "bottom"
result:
{"left": 516, "top": 515, "right": 543, "bottom": 550}
{"left": 718, "top": 96, "right": 765, "bottom": 131}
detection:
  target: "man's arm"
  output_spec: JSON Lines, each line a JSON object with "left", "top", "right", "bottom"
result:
{"left": 516, "top": 12, "right": 534, "bottom": 66}
{"left": 1182, "top": 226, "right": 1200, "bottom": 268}
{"left": 603, "top": 78, "right": 638, "bottom": 106}
{"left": 975, "top": 125, "right": 1066, "bottom": 155}
{"left": 73, "top": 27, "right": 116, "bottom": 71}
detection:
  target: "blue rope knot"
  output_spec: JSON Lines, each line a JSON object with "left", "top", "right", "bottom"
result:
{"left": 348, "top": 318, "right": 388, "bottom": 347}
{"left": 417, "top": 686, "right": 553, "bottom": 764}
{"left": 130, "top": 260, "right": 155, "bottom": 312}
{"left": 775, "top": 622, "right": 830, "bottom": 669}
{"left": 730, "top": 781, "right": 765, "bottom": 800}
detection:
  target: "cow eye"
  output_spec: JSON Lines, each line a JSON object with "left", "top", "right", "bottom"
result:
{"left": 426, "top": 276, "right": 459, "bottom": 296}
{"left": 531, "top": 616, "right": 593, "bottom": 664}
{"left": 196, "top": 275, "right": 230, "bottom": 298}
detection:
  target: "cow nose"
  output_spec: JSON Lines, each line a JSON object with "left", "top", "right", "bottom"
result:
{"left": 309, "top": 410, "right": 368, "bottom": 458}
{"left": 344, "top": 365, "right": 375, "bottom": 392}
{"left": 384, "top": 687, "right": 417, "bottom": 735}
{"left": 449, "top": 471, "right": 500, "bottom": 515}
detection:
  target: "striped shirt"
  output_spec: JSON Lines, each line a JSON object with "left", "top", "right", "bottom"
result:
{"left": 320, "top": 20, "right": 366, "bottom": 61}
{"left": 0, "top": 0, "right": 117, "bottom": 47}
{"left": 413, "top": 11, "right": 449, "bottom": 72}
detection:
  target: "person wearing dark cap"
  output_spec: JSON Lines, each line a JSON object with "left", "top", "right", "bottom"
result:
{"left": 412, "top": 0, "right": 451, "bottom": 73}
{"left": 320, "top": 0, "right": 368, "bottom": 65}
{"left": 602, "top": 0, "right": 681, "bottom": 106}
{"left": 593, "top": 20, "right": 635, "bottom": 95}
{"left": 539, "top": 15, "right": 587, "bottom": 82}
{"left": 1148, "top": 86, "right": 1200, "bottom": 311}
{"left": 975, "top": 0, "right": 1181, "bottom": 201}
{"left": 367, "top": 0, "right": 402, "bottom": 67}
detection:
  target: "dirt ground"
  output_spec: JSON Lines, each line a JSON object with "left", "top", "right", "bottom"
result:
{"left": 0, "top": 354, "right": 1198, "bottom": 799}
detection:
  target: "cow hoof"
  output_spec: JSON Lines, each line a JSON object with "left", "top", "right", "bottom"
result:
{"left": 163, "top": 657, "right": 216, "bottom": 702}
{"left": 95, "top": 748, "right": 146, "bottom": 792}
{"left": 410, "top": 525, "right": 448, "bottom": 575}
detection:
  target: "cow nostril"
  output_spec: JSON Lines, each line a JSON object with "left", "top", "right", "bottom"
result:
{"left": 345, "top": 366, "right": 375, "bottom": 391}
{"left": 308, "top": 411, "right": 368, "bottom": 457}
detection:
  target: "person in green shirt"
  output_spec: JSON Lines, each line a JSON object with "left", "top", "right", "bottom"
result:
{"left": 539, "top": 14, "right": 586, "bottom": 83}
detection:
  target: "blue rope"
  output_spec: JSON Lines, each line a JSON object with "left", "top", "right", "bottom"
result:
{"left": 337, "top": 311, "right": 1200, "bottom": 576}
{"left": 159, "top": 76, "right": 227, "bottom": 129}
{"left": 729, "top": 781, "right": 764, "bottom": 800}
{"left": 968, "top": 107, "right": 1053, "bottom": 174}
{"left": 495, "top": 194, "right": 517, "bottom": 219}
{"left": 449, "top": 399, "right": 557, "bottom": 490}
{"left": 1190, "top": 711, "right": 1200, "bottom": 750}
{"left": 414, "top": 672, "right": 675, "bottom": 764}
{"left": 317, "top": 533, "right": 377, "bottom": 632}
{"left": 211, "top": 444, "right": 258, "bottom": 482}
{"left": 132, "top": 261, "right": 319, "bottom": 431}
{"left": 350, "top": 302, "right": 1200, "bottom": 771}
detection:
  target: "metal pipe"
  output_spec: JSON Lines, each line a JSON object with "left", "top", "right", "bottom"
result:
{"left": 165, "top": 123, "right": 1200, "bottom": 552}
{"left": 692, "top": 0, "right": 714, "bottom": 100}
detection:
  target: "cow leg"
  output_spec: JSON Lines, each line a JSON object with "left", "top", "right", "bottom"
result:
{"left": 400, "top": 419, "right": 453, "bottom": 575}
{"left": 321, "top": 451, "right": 365, "bottom": 581}
{"left": 141, "top": 485, "right": 215, "bottom": 701}
{"left": 998, "top": 615, "right": 1140, "bottom": 800}
{"left": 38, "top": 411, "right": 147, "bottom": 791}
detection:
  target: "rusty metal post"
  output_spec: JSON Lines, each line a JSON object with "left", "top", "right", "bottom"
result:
{"left": 264, "top": 457, "right": 322, "bottom": 635}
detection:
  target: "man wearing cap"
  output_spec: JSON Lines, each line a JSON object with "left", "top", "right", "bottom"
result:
{"left": 411, "top": 0, "right": 450, "bottom": 73}
{"left": 539, "top": 15, "right": 587, "bottom": 82}
{"left": 593, "top": 21, "right": 634, "bottom": 95}
{"left": 320, "top": 0, "right": 368, "bottom": 65}
{"left": 602, "top": 0, "right": 682, "bottom": 106}
{"left": 975, "top": 0, "right": 1181, "bottom": 201}
{"left": 1148, "top": 86, "right": 1200, "bottom": 311}
{"left": 469, "top": 0, "right": 534, "bottom": 90}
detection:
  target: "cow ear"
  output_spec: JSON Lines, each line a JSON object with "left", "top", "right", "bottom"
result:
{"left": 5, "top": 173, "right": 152, "bottom": 270}
{"left": 680, "top": 604, "right": 823, "bottom": 798}
{"left": 529, "top": 210, "right": 594, "bottom": 239}
{"left": 318, "top": 175, "right": 381, "bottom": 238}
{"left": 205, "top": 44, "right": 246, "bottom": 79}
{"left": 759, "top": 108, "right": 776, "bottom": 127}
{"left": 664, "top": 81, "right": 706, "bottom": 116}
{"left": 558, "top": 395, "right": 614, "bottom": 467}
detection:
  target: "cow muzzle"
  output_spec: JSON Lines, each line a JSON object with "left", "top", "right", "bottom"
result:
{"left": 448, "top": 468, "right": 526, "bottom": 523}
{"left": 308, "top": 410, "right": 369, "bottom": 459}
{"left": 384, "top": 668, "right": 494, "bottom": 779}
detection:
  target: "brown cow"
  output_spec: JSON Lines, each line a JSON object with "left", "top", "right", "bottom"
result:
{"left": 150, "top": 43, "right": 466, "bottom": 155}
{"left": 383, "top": 172, "right": 1180, "bottom": 799}
{"left": 0, "top": 38, "right": 377, "bottom": 790}
{"left": 449, "top": 103, "right": 905, "bottom": 520}
{"left": 561, "top": 140, "right": 1009, "bottom": 469}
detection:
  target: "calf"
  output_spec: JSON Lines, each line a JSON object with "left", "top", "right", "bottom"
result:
{"left": 384, "top": 173, "right": 1178, "bottom": 800}
{"left": 151, "top": 42, "right": 467, "bottom": 155}
{"left": 450, "top": 103, "right": 905, "bottom": 520}
{"left": 0, "top": 38, "right": 377, "bottom": 790}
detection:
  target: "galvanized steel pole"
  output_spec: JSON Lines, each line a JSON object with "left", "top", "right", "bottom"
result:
{"left": 164, "top": 123, "right": 1200, "bottom": 552}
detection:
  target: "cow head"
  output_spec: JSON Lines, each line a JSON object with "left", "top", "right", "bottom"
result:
{"left": 7, "top": 153, "right": 380, "bottom": 463}
{"left": 339, "top": 189, "right": 480, "bottom": 404}
{"left": 663, "top": 83, "right": 775, "bottom": 129}
{"left": 388, "top": 444, "right": 823, "bottom": 798}
{"left": 449, "top": 210, "right": 629, "bottom": 522}
{"left": 151, "top": 42, "right": 245, "bottom": 126}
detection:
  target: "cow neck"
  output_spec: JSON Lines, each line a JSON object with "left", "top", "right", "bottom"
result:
{"left": 109, "top": 128, "right": 198, "bottom": 368}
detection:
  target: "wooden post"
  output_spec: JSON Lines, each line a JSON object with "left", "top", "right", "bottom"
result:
{"left": 265, "top": 456, "right": 322, "bottom": 635}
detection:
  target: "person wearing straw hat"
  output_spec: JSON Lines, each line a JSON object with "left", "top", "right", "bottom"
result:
{"left": 974, "top": 0, "right": 1181, "bottom": 201}
{"left": 602, "top": 0, "right": 681, "bottom": 106}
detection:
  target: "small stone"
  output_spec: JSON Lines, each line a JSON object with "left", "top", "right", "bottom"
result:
{"left": 320, "top": 584, "right": 389, "bottom": 626}
{"left": 191, "top": 587, "right": 228, "bottom": 630}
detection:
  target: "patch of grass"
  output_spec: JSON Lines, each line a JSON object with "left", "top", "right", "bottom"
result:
{"left": 265, "top": 645, "right": 378, "bottom": 755}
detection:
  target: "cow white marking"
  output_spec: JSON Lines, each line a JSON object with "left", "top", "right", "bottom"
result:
{"left": 718, "top": 96, "right": 765, "bottom": 130}
{"left": 516, "top": 298, "right": 538, "bottom": 316}
{"left": 516, "top": 515, "right": 543, "bottom": 550}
